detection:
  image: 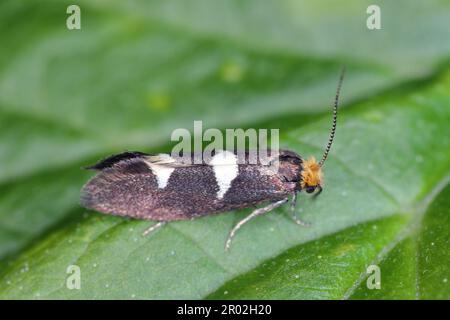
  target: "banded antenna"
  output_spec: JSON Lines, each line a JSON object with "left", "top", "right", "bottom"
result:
{"left": 319, "top": 67, "right": 346, "bottom": 167}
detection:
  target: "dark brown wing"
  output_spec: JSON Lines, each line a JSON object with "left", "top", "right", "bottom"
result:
{"left": 80, "top": 151, "right": 291, "bottom": 221}
{"left": 80, "top": 154, "right": 220, "bottom": 220}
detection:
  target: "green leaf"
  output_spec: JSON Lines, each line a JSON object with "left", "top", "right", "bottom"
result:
{"left": 1, "top": 0, "right": 450, "bottom": 299}
{"left": 207, "top": 215, "right": 409, "bottom": 299}
{"left": 349, "top": 181, "right": 450, "bottom": 299}
{"left": 0, "top": 0, "right": 380, "bottom": 183}
{"left": 2, "top": 0, "right": 450, "bottom": 183}
{"left": 1, "top": 67, "right": 450, "bottom": 298}
{"left": 207, "top": 181, "right": 450, "bottom": 299}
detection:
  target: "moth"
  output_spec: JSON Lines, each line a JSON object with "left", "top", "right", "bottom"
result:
{"left": 80, "top": 69, "right": 345, "bottom": 250}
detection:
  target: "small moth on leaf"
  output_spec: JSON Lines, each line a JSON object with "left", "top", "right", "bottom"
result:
{"left": 80, "top": 69, "right": 345, "bottom": 250}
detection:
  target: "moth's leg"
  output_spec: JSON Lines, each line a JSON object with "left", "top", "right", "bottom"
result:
{"left": 142, "top": 221, "right": 167, "bottom": 236}
{"left": 289, "top": 192, "right": 311, "bottom": 227}
{"left": 225, "top": 198, "right": 288, "bottom": 251}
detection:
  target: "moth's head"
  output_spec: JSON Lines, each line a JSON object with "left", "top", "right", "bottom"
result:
{"left": 299, "top": 67, "right": 345, "bottom": 196}
{"left": 300, "top": 157, "right": 323, "bottom": 194}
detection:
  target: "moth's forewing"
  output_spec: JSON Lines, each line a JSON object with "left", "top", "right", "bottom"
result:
{"left": 80, "top": 152, "right": 293, "bottom": 221}
{"left": 81, "top": 157, "right": 217, "bottom": 220}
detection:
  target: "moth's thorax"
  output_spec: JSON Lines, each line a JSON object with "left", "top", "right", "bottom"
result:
{"left": 277, "top": 150, "right": 302, "bottom": 188}
{"left": 300, "top": 157, "right": 323, "bottom": 189}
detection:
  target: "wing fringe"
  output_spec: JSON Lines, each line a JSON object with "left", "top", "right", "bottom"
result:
{"left": 85, "top": 151, "right": 148, "bottom": 170}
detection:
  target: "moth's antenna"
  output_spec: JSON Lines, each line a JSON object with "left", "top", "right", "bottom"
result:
{"left": 319, "top": 67, "right": 345, "bottom": 167}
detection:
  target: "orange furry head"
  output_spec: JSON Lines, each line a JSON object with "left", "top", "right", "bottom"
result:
{"left": 300, "top": 157, "right": 323, "bottom": 190}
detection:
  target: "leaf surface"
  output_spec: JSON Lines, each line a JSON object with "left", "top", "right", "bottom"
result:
{"left": 1, "top": 0, "right": 450, "bottom": 299}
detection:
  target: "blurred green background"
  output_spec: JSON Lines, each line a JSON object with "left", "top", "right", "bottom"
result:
{"left": 0, "top": 0, "right": 449, "bottom": 299}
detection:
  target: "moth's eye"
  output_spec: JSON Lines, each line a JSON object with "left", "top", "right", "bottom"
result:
{"left": 305, "top": 186, "right": 316, "bottom": 193}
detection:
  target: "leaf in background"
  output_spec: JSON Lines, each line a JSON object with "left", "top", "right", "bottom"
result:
{"left": 0, "top": 167, "right": 90, "bottom": 264}
{"left": 2, "top": 0, "right": 450, "bottom": 182}
{"left": 349, "top": 182, "right": 450, "bottom": 299}
{"left": 2, "top": 0, "right": 450, "bottom": 263}
{"left": 208, "top": 181, "right": 450, "bottom": 299}
{"left": 0, "top": 0, "right": 377, "bottom": 183}
{"left": 207, "top": 216, "right": 408, "bottom": 299}
{"left": 0, "top": 0, "right": 449, "bottom": 268}
{"left": 114, "top": 0, "right": 450, "bottom": 75}
{"left": 1, "top": 66, "right": 449, "bottom": 299}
